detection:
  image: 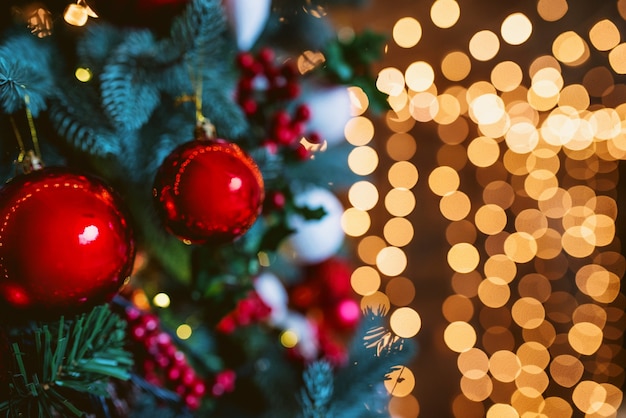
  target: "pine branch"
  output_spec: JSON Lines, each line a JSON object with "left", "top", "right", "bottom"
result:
{"left": 330, "top": 309, "right": 417, "bottom": 418}
{"left": 300, "top": 361, "right": 334, "bottom": 418}
{"left": 100, "top": 30, "right": 162, "bottom": 131}
{"left": 0, "top": 304, "right": 133, "bottom": 417}
{"left": 47, "top": 80, "right": 127, "bottom": 157}
{"left": 0, "top": 30, "right": 56, "bottom": 116}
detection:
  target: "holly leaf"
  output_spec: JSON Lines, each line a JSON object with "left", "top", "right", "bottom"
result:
{"left": 259, "top": 223, "right": 295, "bottom": 252}
{"left": 293, "top": 203, "right": 326, "bottom": 220}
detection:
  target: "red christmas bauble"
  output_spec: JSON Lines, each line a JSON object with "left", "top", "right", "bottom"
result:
{"left": 153, "top": 137, "right": 264, "bottom": 244}
{"left": 0, "top": 167, "right": 135, "bottom": 315}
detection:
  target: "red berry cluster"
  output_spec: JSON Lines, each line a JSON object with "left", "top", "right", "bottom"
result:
{"left": 235, "top": 48, "right": 323, "bottom": 160}
{"left": 216, "top": 291, "right": 272, "bottom": 334}
{"left": 124, "top": 306, "right": 206, "bottom": 410}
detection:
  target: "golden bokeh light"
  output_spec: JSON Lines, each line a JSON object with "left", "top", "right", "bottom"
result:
{"left": 536, "top": 0, "right": 568, "bottom": 22}
{"left": 385, "top": 366, "right": 416, "bottom": 397}
{"left": 344, "top": 116, "right": 375, "bottom": 146}
{"left": 474, "top": 204, "right": 507, "bottom": 235}
{"left": 486, "top": 404, "right": 519, "bottom": 418}
{"left": 357, "top": 235, "right": 387, "bottom": 265}
{"left": 442, "top": 51, "right": 472, "bottom": 82}
{"left": 568, "top": 322, "right": 603, "bottom": 355}
{"left": 388, "top": 161, "right": 419, "bottom": 189}
{"left": 341, "top": 207, "right": 371, "bottom": 237}
{"left": 511, "top": 297, "right": 545, "bottom": 329}
{"left": 384, "top": 217, "right": 414, "bottom": 247}
{"left": 444, "top": 321, "right": 477, "bottom": 353}
{"left": 430, "top": 0, "right": 460, "bottom": 29}
{"left": 347, "top": 145, "right": 379, "bottom": 175}
{"left": 469, "top": 30, "right": 500, "bottom": 61}
{"left": 390, "top": 307, "right": 422, "bottom": 338}
{"left": 501, "top": 13, "right": 532, "bottom": 46}
{"left": 376, "top": 246, "right": 408, "bottom": 277}
{"left": 457, "top": 347, "right": 489, "bottom": 379}
{"left": 608, "top": 43, "right": 626, "bottom": 74}
{"left": 447, "top": 242, "right": 480, "bottom": 273}
{"left": 491, "top": 61, "right": 523, "bottom": 93}
{"left": 350, "top": 266, "right": 381, "bottom": 296}
{"left": 440, "top": 191, "right": 471, "bottom": 221}
{"left": 552, "top": 31, "right": 589, "bottom": 66}
{"left": 489, "top": 350, "right": 521, "bottom": 382}
{"left": 393, "top": 17, "right": 422, "bottom": 49}
{"left": 386, "top": 132, "right": 417, "bottom": 161}
{"left": 377, "top": 67, "right": 406, "bottom": 96}
{"left": 385, "top": 188, "right": 416, "bottom": 217}
{"left": 477, "top": 277, "right": 510, "bottom": 308}
{"left": 405, "top": 61, "right": 435, "bottom": 92}
{"left": 348, "top": 181, "right": 378, "bottom": 210}
{"left": 589, "top": 19, "right": 620, "bottom": 52}
{"left": 428, "top": 165, "right": 460, "bottom": 196}
{"left": 348, "top": 2, "right": 626, "bottom": 415}
{"left": 386, "top": 276, "right": 416, "bottom": 306}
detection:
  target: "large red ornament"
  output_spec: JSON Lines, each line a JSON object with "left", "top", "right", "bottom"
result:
{"left": 153, "top": 136, "right": 264, "bottom": 244}
{"left": 0, "top": 167, "right": 135, "bottom": 315}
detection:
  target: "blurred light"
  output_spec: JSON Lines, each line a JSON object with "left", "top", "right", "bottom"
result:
{"left": 501, "top": 13, "right": 533, "bottom": 45}
{"left": 469, "top": 30, "right": 500, "bottom": 61}
{"left": 390, "top": 307, "right": 421, "bottom": 338}
{"left": 351, "top": 266, "right": 381, "bottom": 296}
{"left": 589, "top": 19, "right": 620, "bottom": 51}
{"left": 430, "top": 0, "right": 460, "bottom": 29}
{"left": 376, "top": 246, "right": 408, "bottom": 276}
{"left": 447, "top": 242, "right": 480, "bottom": 273}
{"left": 405, "top": 61, "right": 435, "bottom": 92}
{"left": 176, "top": 324, "right": 193, "bottom": 340}
{"left": 393, "top": 17, "right": 422, "bottom": 48}
{"left": 280, "top": 330, "right": 298, "bottom": 348}
{"left": 75, "top": 67, "right": 92, "bottom": 82}
{"left": 442, "top": 51, "right": 471, "bottom": 81}
{"left": 153, "top": 293, "right": 171, "bottom": 308}
{"left": 537, "top": 0, "right": 568, "bottom": 21}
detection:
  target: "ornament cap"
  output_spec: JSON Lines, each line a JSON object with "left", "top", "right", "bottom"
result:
{"left": 194, "top": 119, "right": 216, "bottom": 141}
{"left": 15, "top": 150, "right": 44, "bottom": 175}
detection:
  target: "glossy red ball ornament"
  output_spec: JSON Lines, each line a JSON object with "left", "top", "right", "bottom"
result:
{"left": 153, "top": 136, "right": 264, "bottom": 244}
{"left": 0, "top": 167, "right": 135, "bottom": 315}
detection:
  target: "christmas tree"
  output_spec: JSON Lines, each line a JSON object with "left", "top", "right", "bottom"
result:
{"left": 0, "top": 0, "right": 414, "bottom": 416}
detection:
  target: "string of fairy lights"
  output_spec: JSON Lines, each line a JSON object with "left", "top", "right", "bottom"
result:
{"left": 342, "top": 1, "right": 626, "bottom": 417}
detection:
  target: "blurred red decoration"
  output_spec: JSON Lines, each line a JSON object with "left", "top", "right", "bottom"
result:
{"left": 0, "top": 167, "right": 135, "bottom": 315}
{"left": 216, "top": 290, "right": 272, "bottom": 334}
{"left": 153, "top": 136, "right": 264, "bottom": 245}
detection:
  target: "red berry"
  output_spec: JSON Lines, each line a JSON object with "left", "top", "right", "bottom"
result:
{"left": 308, "top": 132, "right": 323, "bottom": 144}
{"left": 275, "top": 126, "right": 294, "bottom": 145}
{"left": 295, "top": 104, "right": 311, "bottom": 122}
{"left": 291, "top": 122, "right": 306, "bottom": 138}
{"left": 185, "top": 394, "right": 201, "bottom": 410}
{"left": 273, "top": 110, "right": 291, "bottom": 127}
{"left": 295, "top": 144, "right": 310, "bottom": 160}
{"left": 258, "top": 47, "right": 275, "bottom": 64}
{"left": 241, "top": 98, "right": 258, "bottom": 116}
{"left": 236, "top": 52, "right": 255, "bottom": 69}
{"left": 270, "top": 191, "right": 286, "bottom": 209}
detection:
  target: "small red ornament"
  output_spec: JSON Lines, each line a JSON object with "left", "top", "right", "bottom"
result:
{"left": 0, "top": 167, "right": 135, "bottom": 315}
{"left": 153, "top": 135, "right": 264, "bottom": 244}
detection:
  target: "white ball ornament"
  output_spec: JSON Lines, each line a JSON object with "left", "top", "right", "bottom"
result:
{"left": 280, "top": 186, "right": 345, "bottom": 265}
{"left": 254, "top": 272, "right": 288, "bottom": 324}
{"left": 223, "top": 0, "right": 271, "bottom": 51}
{"left": 302, "top": 83, "right": 352, "bottom": 146}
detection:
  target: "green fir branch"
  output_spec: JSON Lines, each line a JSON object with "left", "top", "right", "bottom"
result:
{"left": 330, "top": 309, "right": 416, "bottom": 418}
{"left": 300, "top": 361, "right": 334, "bottom": 418}
{"left": 0, "top": 304, "right": 133, "bottom": 417}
